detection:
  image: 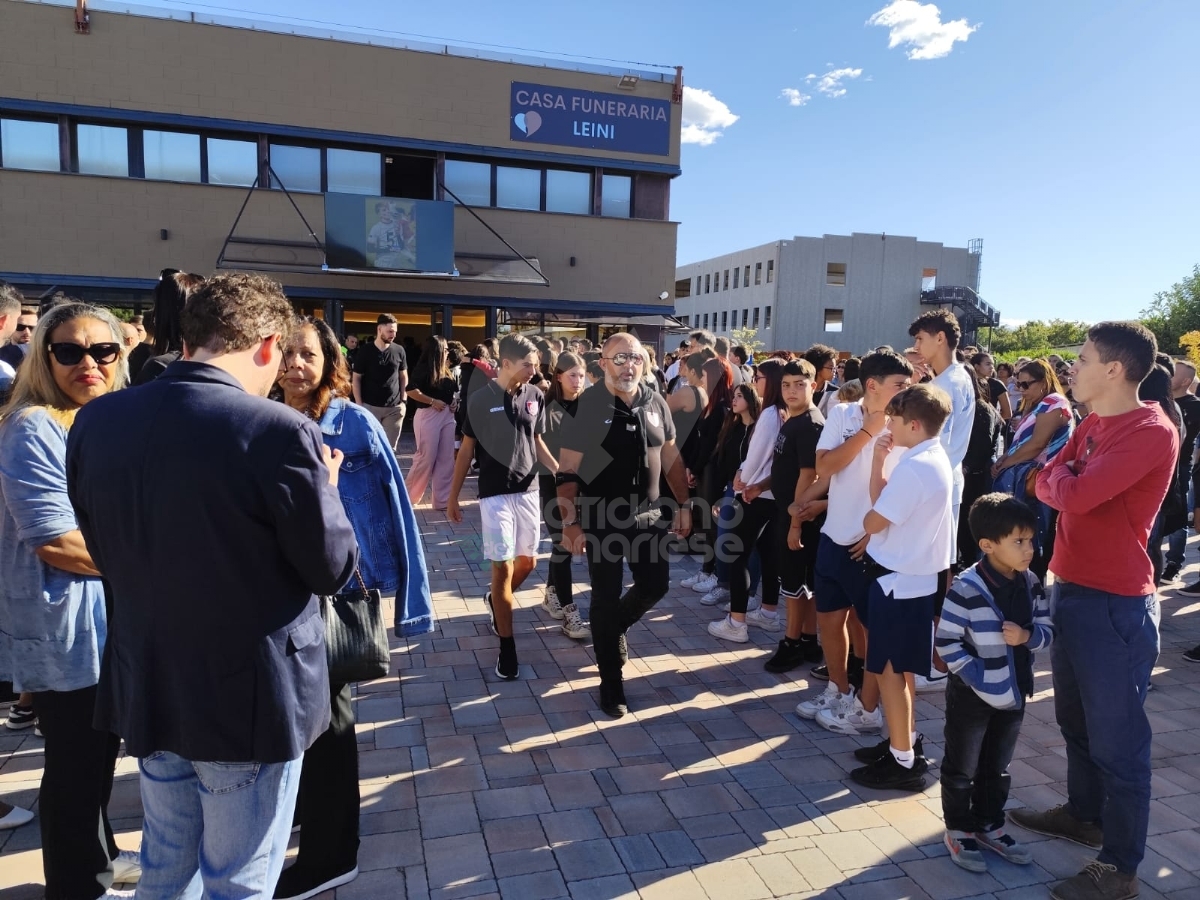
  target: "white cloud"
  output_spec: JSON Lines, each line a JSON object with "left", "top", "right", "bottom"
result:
{"left": 867, "top": 0, "right": 979, "bottom": 60}
{"left": 807, "top": 67, "right": 863, "bottom": 98}
{"left": 780, "top": 87, "right": 811, "bottom": 107}
{"left": 681, "top": 86, "right": 739, "bottom": 146}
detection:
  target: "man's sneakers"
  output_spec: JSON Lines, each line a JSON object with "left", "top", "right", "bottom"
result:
{"left": 496, "top": 637, "right": 519, "bottom": 680}
{"left": 1008, "top": 804, "right": 1103, "bottom": 849}
{"left": 765, "top": 638, "right": 808, "bottom": 673}
{"left": 850, "top": 750, "right": 928, "bottom": 792}
{"left": 680, "top": 571, "right": 705, "bottom": 590}
{"left": 944, "top": 831, "right": 988, "bottom": 873}
{"left": 854, "top": 734, "right": 924, "bottom": 763}
{"left": 541, "top": 586, "right": 564, "bottom": 620}
{"left": 810, "top": 663, "right": 830, "bottom": 681}
{"left": 744, "top": 607, "right": 782, "bottom": 633}
{"left": 274, "top": 863, "right": 360, "bottom": 900}
{"left": 699, "top": 586, "right": 729, "bottom": 606}
{"left": 914, "top": 671, "right": 948, "bottom": 693}
{"left": 483, "top": 591, "right": 498, "bottom": 636}
{"left": 112, "top": 849, "right": 142, "bottom": 884}
{"left": 690, "top": 573, "right": 719, "bottom": 595}
{"left": 0, "top": 804, "right": 34, "bottom": 830}
{"left": 1184, "top": 644, "right": 1200, "bottom": 664}
{"left": 560, "top": 603, "right": 591, "bottom": 640}
{"left": 974, "top": 826, "right": 1032, "bottom": 865}
{"left": 1179, "top": 580, "right": 1200, "bottom": 595}
{"left": 816, "top": 695, "right": 883, "bottom": 735}
{"left": 599, "top": 679, "right": 628, "bottom": 718}
{"left": 795, "top": 684, "right": 852, "bottom": 720}
{"left": 1050, "top": 861, "right": 1138, "bottom": 900}
{"left": 1162, "top": 561, "right": 1182, "bottom": 583}
{"left": 4, "top": 705, "right": 34, "bottom": 731}
{"left": 707, "top": 615, "right": 749, "bottom": 643}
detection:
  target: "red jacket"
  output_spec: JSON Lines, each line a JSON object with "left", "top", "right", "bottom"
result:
{"left": 1037, "top": 403, "right": 1178, "bottom": 597}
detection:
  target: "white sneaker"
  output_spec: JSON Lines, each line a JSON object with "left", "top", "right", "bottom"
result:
{"left": 112, "top": 849, "right": 141, "bottom": 884}
{"left": 816, "top": 696, "right": 883, "bottom": 735}
{"left": 680, "top": 571, "right": 705, "bottom": 589}
{"left": 541, "top": 586, "right": 564, "bottom": 620}
{"left": 707, "top": 615, "right": 749, "bottom": 643}
{"left": 691, "top": 573, "right": 719, "bottom": 594}
{"left": 700, "top": 586, "right": 729, "bottom": 606}
{"left": 719, "top": 594, "right": 760, "bottom": 613}
{"left": 103, "top": 891, "right": 136, "bottom": 899}
{"left": 560, "top": 603, "right": 591, "bottom": 640}
{"left": 915, "top": 671, "right": 948, "bottom": 693}
{"left": 745, "top": 607, "right": 782, "bottom": 633}
{"left": 0, "top": 804, "right": 34, "bottom": 830}
{"left": 795, "top": 684, "right": 850, "bottom": 720}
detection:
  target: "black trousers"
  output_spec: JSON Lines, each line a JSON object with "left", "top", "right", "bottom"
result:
{"left": 959, "top": 469, "right": 993, "bottom": 566}
{"left": 940, "top": 674, "right": 1024, "bottom": 833}
{"left": 540, "top": 482, "right": 574, "bottom": 607}
{"left": 729, "top": 496, "right": 779, "bottom": 615}
{"left": 585, "top": 517, "right": 671, "bottom": 682}
{"left": 292, "top": 683, "right": 360, "bottom": 876}
{"left": 32, "top": 685, "right": 120, "bottom": 900}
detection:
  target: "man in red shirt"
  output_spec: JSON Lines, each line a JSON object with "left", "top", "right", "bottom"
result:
{"left": 1010, "top": 322, "right": 1176, "bottom": 900}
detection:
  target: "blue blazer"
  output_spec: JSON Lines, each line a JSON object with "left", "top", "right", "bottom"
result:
{"left": 67, "top": 362, "right": 359, "bottom": 763}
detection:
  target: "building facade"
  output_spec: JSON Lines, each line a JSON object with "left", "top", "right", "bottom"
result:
{"left": 675, "top": 233, "right": 996, "bottom": 354}
{"left": 0, "top": 0, "right": 683, "bottom": 349}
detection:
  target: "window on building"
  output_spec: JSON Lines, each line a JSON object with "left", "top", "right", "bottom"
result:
{"left": 730, "top": 309, "right": 738, "bottom": 329}
{"left": 765, "top": 306, "right": 772, "bottom": 328}
{"left": 743, "top": 308, "right": 749, "bottom": 328}
{"left": 824, "top": 309, "right": 844, "bottom": 332}
{"left": 696, "top": 276, "right": 702, "bottom": 295}
{"left": 922, "top": 267, "right": 938, "bottom": 291}
{"left": 723, "top": 270, "right": 729, "bottom": 290}
{"left": 269, "top": 144, "right": 321, "bottom": 193}
{"left": 827, "top": 262, "right": 847, "bottom": 286}
{"left": 601, "top": 173, "right": 632, "bottom": 218}
{"left": 733, "top": 267, "right": 740, "bottom": 289}
{"left": 767, "top": 260, "right": 774, "bottom": 284}
{"left": 752, "top": 308, "right": 760, "bottom": 328}
{"left": 143, "top": 130, "right": 201, "bottom": 182}
{"left": 496, "top": 165, "right": 541, "bottom": 210}
{"left": 674, "top": 277, "right": 691, "bottom": 299}
{"left": 327, "top": 148, "right": 381, "bottom": 195}
{"left": 705, "top": 274, "right": 711, "bottom": 294}
{"left": 545, "top": 169, "right": 591, "bottom": 214}
{"left": 76, "top": 124, "right": 128, "bottom": 177}
{"left": 744, "top": 265, "right": 750, "bottom": 287}
{"left": 206, "top": 137, "right": 258, "bottom": 186}
{"left": 721, "top": 310, "right": 728, "bottom": 330}
{"left": 754, "top": 263, "right": 762, "bottom": 285}
{"left": 703, "top": 313, "right": 709, "bottom": 329}
{"left": 0, "top": 117, "right": 60, "bottom": 172}
{"left": 443, "top": 159, "right": 491, "bottom": 206}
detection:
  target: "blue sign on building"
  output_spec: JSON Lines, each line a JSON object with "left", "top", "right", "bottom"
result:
{"left": 510, "top": 82, "right": 672, "bottom": 158}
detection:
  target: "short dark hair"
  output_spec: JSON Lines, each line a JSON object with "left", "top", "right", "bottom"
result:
{"left": 1088, "top": 322, "right": 1157, "bottom": 384}
{"left": 586, "top": 360, "right": 604, "bottom": 380}
{"left": 842, "top": 357, "right": 861, "bottom": 381}
{"left": 181, "top": 274, "right": 294, "bottom": 355}
{"left": 0, "top": 281, "right": 22, "bottom": 317}
{"left": 803, "top": 344, "right": 837, "bottom": 372}
{"left": 858, "top": 349, "right": 913, "bottom": 386}
{"left": 969, "top": 492, "right": 1039, "bottom": 545}
{"left": 909, "top": 309, "right": 962, "bottom": 351}
{"left": 498, "top": 332, "right": 538, "bottom": 363}
{"left": 782, "top": 359, "right": 816, "bottom": 380}
{"left": 689, "top": 329, "right": 716, "bottom": 348}
{"left": 714, "top": 336, "right": 731, "bottom": 356}
{"left": 731, "top": 345, "right": 748, "bottom": 364}
{"left": 886, "top": 383, "right": 951, "bottom": 435}
{"left": 376, "top": 313, "right": 397, "bottom": 326}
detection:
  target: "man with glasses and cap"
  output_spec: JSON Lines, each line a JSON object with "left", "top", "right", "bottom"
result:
{"left": 556, "top": 333, "right": 692, "bottom": 718}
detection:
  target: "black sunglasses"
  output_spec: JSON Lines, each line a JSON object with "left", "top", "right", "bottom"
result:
{"left": 1016, "top": 380, "right": 1038, "bottom": 390}
{"left": 48, "top": 342, "right": 122, "bottom": 366}
{"left": 15, "top": 324, "right": 34, "bottom": 332}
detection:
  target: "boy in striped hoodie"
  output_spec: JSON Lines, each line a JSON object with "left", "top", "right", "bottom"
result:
{"left": 936, "top": 493, "right": 1055, "bottom": 874}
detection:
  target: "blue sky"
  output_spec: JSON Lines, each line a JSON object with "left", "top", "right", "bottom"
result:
{"left": 131, "top": 0, "right": 1200, "bottom": 325}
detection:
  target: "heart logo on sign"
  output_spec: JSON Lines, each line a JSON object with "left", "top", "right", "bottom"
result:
{"left": 513, "top": 111, "right": 542, "bottom": 137}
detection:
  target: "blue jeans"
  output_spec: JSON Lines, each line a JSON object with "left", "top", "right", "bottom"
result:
{"left": 1051, "top": 582, "right": 1159, "bottom": 874}
{"left": 137, "top": 751, "right": 303, "bottom": 900}
{"left": 714, "top": 487, "right": 760, "bottom": 592}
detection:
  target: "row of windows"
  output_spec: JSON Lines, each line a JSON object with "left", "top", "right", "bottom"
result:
{"left": 696, "top": 260, "right": 772, "bottom": 295}
{"left": 690, "top": 306, "right": 772, "bottom": 332}
{"left": 0, "top": 115, "right": 635, "bottom": 217}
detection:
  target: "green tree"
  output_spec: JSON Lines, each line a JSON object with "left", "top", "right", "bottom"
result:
{"left": 1141, "top": 265, "right": 1200, "bottom": 354}
{"left": 730, "top": 326, "right": 765, "bottom": 357}
{"left": 987, "top": 319, "right": 1091, "bottom": 356}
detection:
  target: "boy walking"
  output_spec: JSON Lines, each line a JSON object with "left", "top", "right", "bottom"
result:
{"left": 936, "top": 493, "right": 1054, "bottom": 873}
{"left": 852, "top": 383, "right": 954, "bottom": 791}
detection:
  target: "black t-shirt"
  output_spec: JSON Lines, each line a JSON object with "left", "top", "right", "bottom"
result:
{"left": 560, "top": 383, "right": 675, "bottom": 509}
{"left": 408, "top": 375, "right": 458, "bottom": 409}
{"left": 353, "top": 340, "right": 408, "bottom": 407}
{"left": 463, "top": 379, "right": 545, "bottom": 499}
{"left": 964, "top": 402, "right": 1003, "bottom": 472}
{"left": 772, "top": 408, "right": 824, "bottom": 511}
{"left": 1178, "top": 394, "right": 1200, "bottom": 463}
{"left": 986, "top": 377, "right": 1006, "bottom": 409}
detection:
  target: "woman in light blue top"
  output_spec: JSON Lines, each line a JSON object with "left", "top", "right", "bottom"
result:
{"left": 0, "top": 302, "right": 136, "bottom": 899}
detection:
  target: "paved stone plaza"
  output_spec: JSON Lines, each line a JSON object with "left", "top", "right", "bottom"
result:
{"left": 4, "top": 444, "right": 1200, "bottom": 900}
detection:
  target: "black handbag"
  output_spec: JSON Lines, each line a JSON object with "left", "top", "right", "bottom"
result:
{"left": 322, "top": 570, "right": 390, "bottom": 684}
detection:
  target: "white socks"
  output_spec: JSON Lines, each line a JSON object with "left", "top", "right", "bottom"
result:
{"left": 890, "top": 746, "right": 916, "bottom": 768}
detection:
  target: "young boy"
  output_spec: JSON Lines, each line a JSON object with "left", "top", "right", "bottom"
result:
{"left": 936, "top": 493, "right": 1054, "bottom": 873}
{"left": 791, "top": 350, "right": 913, "bottom": 732}
{"left": 851, "top": 383, "right": 954, "bottom": 791}
{"left": 763, "top": 359, "right": 824, "bottom": 671}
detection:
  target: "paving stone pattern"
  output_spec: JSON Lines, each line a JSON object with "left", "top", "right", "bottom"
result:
{"left": 5, "top": 439, "right": 1200, "bottom": 899}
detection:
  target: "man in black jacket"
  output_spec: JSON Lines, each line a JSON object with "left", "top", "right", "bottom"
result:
{"left": 67, "top": 274, "right": 358, "bottom": 900}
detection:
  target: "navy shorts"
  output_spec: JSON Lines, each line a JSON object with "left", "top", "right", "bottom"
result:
{"left": 863, "top": 578, "right": 936, "bottom": 677}
{"left": 813, "top": 534, "right": 869, "bottom": 614}
{"left": 776, "top": 510, "right": 818, "bottom": 599}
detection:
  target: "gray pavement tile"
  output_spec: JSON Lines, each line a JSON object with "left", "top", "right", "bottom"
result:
{"left": 611, "top": 834, "right": 665, "bottom": 873}
{"left": 553, "top": 838, "right": 625, "bottom": 882}
{"left": 541, "top": 771, "right": 606, "bottom": 810}
{"left": 489, "top": 846, "right": 559, "bottom": 879}
{"left": 419, "top": 793, "right": 481, "bottom": 839}
{"left": 475, "top": 784, "right": 553, "bottom": 821}
{"left": 566, "top": 874, "right": 638, "bottom": 900}
{"left": 606, "top": 793, "right": 680, "bottom": 836}
{"left": 540, "top": 809, "right": 606, "bottom": 845}
{"left": 482, "top": 815, "right": 547, "bottom": 854}
{"left": 495, "top": 870, "right": 568, "bottom": 900}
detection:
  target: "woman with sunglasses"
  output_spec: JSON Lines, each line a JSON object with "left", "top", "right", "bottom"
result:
{"left": 272, "top": 316, "right": 433, "bottom": 900}
{"left": 0, "top": 303, "right": 138, "bottom": 899}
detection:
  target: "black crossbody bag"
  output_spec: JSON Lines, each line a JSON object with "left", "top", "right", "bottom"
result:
{"left": 322, "top": 569, "right": 390, "bottom": 683}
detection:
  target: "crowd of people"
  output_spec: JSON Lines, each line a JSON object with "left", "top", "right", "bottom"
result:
{"left": 0, "top": 272, "right": 1188, "bottom": 900}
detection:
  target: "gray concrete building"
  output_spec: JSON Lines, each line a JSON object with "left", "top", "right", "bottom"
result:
{"left": 674, "top": 232, "right": 999, "bottom": 354}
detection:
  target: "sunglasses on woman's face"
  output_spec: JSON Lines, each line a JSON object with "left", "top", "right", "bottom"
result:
{"left": 48, "top": 342, "right": 122, "bottom": 366}
{"left": 1016, "top": 379, "right": 1038, "bottom": 390}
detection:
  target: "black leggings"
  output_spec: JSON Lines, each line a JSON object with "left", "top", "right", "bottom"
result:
{"left": 729, "top": 496, "right": 779, "bottom": 615}
{"left": 541, "top": 482, "right": 574, "bottom": 606}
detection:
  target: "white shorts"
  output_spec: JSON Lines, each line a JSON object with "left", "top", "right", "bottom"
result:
{"left": 480, "top": 491, "right": 542, "bottom": 562}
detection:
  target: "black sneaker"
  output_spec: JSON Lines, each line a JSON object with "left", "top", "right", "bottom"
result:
{"left": 274, "top": 863, "right": 360, "bottom": 900}
{"left": 1162, "top": 562, "right": 1182, "bottom": 583}
{"left": 1180, "top": 581, "right": 1200, "bottom": 595}
{"left": 483, "top": 591, "right": 498, "bottom": 635}
{"left": 850, "top": 751, "right": 929, "bottom": 792}
{"left": 496, "top": 637, "right": 519, "bottom": 680}
{"left": 4, "top": 705, "right": 35, "bottom": 731}
{"left": 810, "top": 663, "right": 830, "bottom": 681}
{"left": 599, "top": 679, "right": 628, "bottom": 718}
{"left": 1184, "top": 645, "right": 1200, "bottom": 663}
{"left": 854, "top": 734, "right": 924, "bottom": 763}
{"left": 802, "top": 637, "right": 825, "bottom": 664}
{"left": 765, "top": 639, "right": 808, "bottom": 673}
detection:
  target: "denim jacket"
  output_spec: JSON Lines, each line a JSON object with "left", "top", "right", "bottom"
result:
{"left": 0, "top": 408, "right": 107, "bottom": 692}
{"left": 319, "top": 398, "right": 435, "bottom": 636}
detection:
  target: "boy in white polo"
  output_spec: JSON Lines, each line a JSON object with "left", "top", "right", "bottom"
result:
{"left": 449, "top": 333, "right": 556, "bottom": 680}
{"left": 852, "top": 383, "right": 954, "bottom": 792}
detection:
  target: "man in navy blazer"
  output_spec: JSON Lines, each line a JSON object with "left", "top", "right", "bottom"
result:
{"left": 67, "top": 274, "right": 359, "bottom": 899}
